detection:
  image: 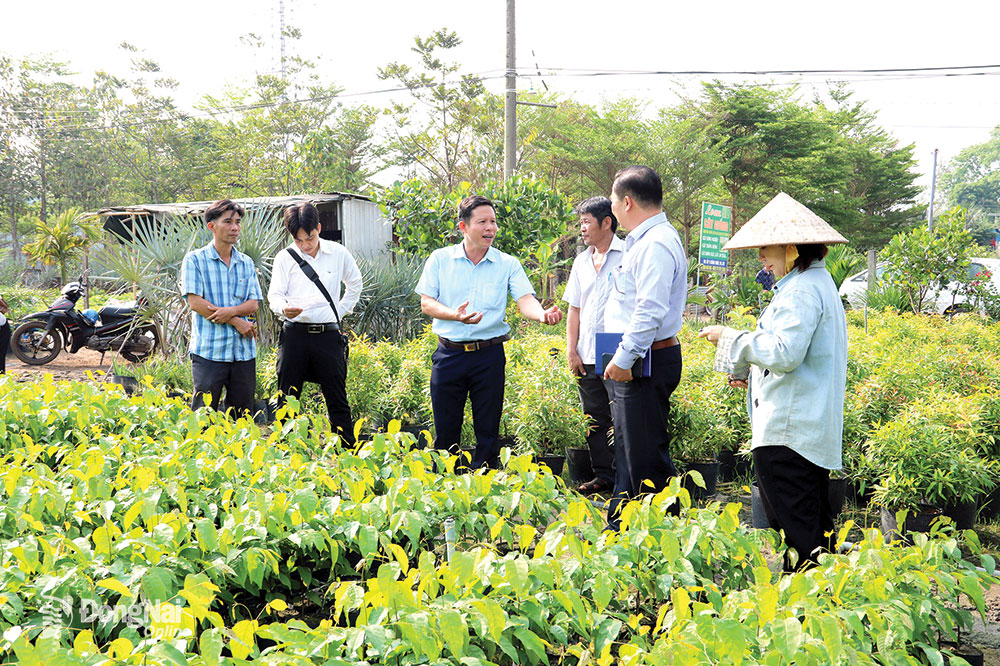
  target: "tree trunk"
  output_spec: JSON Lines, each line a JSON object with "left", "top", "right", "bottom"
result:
{"left": 8, "top": 180, "right": 18, "bottom": 258}
{"left": 39, "top": 143, "right": 48, "bottom": 222}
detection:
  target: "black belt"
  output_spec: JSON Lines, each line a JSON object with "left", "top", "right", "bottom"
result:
{"left": 285, "top": 321, "right": 339, "bottom": 334}
{"left": 438, "top": 334, "right": 510, "bottom": 352}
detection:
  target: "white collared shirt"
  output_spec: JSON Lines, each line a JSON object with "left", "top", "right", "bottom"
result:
{"left": 562, "top": 235, "right": 625, "bottom": 364}
{"left": 268, "top": 238, "right": 363, "bottom": 323}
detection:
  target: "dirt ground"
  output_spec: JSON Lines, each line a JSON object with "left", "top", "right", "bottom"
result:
{"left": 9, "top": 351, "right": 1000, "bottom": 661}
{"left": 7, "top": 348, "right": 116, "bottom": 383}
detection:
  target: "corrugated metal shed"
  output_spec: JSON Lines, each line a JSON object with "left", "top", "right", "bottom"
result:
{"left": 95, "top": 192, "right": 391, "bottom": 255}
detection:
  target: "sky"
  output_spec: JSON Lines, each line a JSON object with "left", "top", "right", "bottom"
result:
{"left": 4, "top": 0, "right": 1000, "bottom": 202}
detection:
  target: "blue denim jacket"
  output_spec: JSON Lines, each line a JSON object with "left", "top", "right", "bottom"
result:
{"left": 715, "top": 259, "right": 847, "bottom": 470}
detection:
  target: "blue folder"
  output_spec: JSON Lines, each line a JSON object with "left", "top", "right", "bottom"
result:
{"left": 595, "top": 332, "right": 652, "bottom": 377}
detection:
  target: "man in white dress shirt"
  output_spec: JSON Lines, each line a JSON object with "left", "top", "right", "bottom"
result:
{"left": 563, "top": 196, "right": 624, "bottom": 494}
{"left": 268, "top": 202, "right": 363, "bottom": 443}
{"left": 603, "top": 165, "right": 688, "bottom": 529}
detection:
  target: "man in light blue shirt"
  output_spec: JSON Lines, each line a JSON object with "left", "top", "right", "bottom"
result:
{"left": 416, "top": 194, "right": 563, "bottom": 468}
{"left": 564, "top": 196, "right": 625, "bottom": 494}
{"left": 181, "top": 199, "right": 263, "bottom": 417}
{"left": 602, "top": 166, "right": 688, "bottom": 529}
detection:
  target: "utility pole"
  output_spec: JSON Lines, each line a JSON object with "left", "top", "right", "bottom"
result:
{"left": 927, "top": 148, "right": 938, "bottom": 232}
{"left": 503, "top": 0, "right": 516, "bottom": 180}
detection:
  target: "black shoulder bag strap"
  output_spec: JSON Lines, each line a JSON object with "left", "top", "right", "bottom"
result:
{"left": 285, "top": 248, "right": 349, "bottom": 357}
{"left": 286, "top": 247, "right": 342, "bottom": 327}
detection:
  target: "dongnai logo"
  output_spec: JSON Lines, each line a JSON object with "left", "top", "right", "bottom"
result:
{"left": 39, "top": 595, "right": 153, "bottom": 628}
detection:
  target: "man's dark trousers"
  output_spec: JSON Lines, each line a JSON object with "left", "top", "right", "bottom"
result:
{"left": 190, "top": 353, "right": 256, "bottom": 417}
{"left": 603, "top": 345, "right": 682, "bottom": 529}
{"left": 753, "top": 445, "right": 834, "bottom": 571}
{"left": 430, "top": 342, "right": 505, "bottom": 469}
{"left": 578, "top": 364, "right": 614, "bottom": 484}
{"left": 277, "top": 324, "right": 354, "bottom": 445}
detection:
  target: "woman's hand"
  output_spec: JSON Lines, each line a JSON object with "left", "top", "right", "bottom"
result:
{"left": 698, "top": 325, "right": 725, "bottom": 346}
{"left": 727, "top": 374, "right": 748, "bottom": 389}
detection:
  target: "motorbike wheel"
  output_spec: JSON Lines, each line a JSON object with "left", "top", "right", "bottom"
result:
{"left": 120, "top": 325, "right": 160, "bottom": 363}
{"left": 12, "top": 321, "right": 63, "bottom": 365}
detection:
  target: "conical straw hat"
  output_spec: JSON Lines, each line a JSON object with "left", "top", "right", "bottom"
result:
{"left": 723, "top": 192, "right": 848, "bottom": 250}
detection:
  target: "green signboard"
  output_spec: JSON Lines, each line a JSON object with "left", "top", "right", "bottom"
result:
{"left": 698, "top": 202, "right": 731, "bottom": 268}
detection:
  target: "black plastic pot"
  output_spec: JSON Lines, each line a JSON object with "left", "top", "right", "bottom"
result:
{"left": 976, "top": 485, "right": 1000, "bottom": 522}
{"left": 534, "top": 454, "right": 565, "bottom": 476}
{"left": 880, "top": 505, "right": 943, "bottom": 544}
{"left": 566, "top": 446, "right": 593, "bottom": 485}
{"left": 942, "top": 498, "right": 978, "bottom": 530}
{"left": 847, "top": 479, "right": 873, "bottom": 508}
{"left": 681, "top": 460, "right": 720, "bottom": 502}
{"left": 941, "top": 641, "right": 984, "bottom": 666}
{"left": 750, "top": 482, "right": 770, "bottom": 528}
{"left": 828, "top": 477, "right": 847, "bottom": 517}
{"left": 109, "top": 374, "right": 139, "bottom": 395}
{"left": 718, "top": 447, "right": 752, "bottom": 483}
{"left": 399, "top": 424, "right": 433, "bottom": 449}
{"left": 253, "top": 400, "right": 274, "bottom": 425}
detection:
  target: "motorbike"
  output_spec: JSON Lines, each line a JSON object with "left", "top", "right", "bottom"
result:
{"left": 12, "top": 281, "right": 161, "bottom": 366}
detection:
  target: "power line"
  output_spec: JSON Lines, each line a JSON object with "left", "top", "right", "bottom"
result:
{"left": 4, "top": 62, "right": 1000, "bottom": 135}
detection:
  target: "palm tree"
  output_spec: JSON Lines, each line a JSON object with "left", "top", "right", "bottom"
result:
{"left": 22, "top": 207, "right": 101, "bottom": 285}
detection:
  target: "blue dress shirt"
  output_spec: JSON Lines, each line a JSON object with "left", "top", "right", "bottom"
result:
{"left": 415, "top": 243, "right": 535, "bottom": 341}
{"left": 714, "top": 259, "right": 848, "bottom": 470}
{"left": 181, "top": 243, "right": 263, "bottom": 362}
{"left": 603, "top": 212, "right": 688, "bottom": 369}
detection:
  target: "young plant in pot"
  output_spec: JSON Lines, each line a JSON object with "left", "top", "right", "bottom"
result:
{"left": 510, "top": 348, "right": 588, "bottom": 478}
{"left": 868, "top": 398, "right": 999, "bottom": 539}
{"left": 346, "top": 337, "right": 390, "bottom": 439}
{"left": 669, "top": 379, "right": 732, "bottom": 500}
{"left": 380, "top": 354, "right": 433, "bottom": 449}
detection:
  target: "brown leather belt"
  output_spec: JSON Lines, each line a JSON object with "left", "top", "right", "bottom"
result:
{"left": 650, "top": 336, "right": 680, "bottom": 350}
{"left": 438, "top": 334, "right": 511, "bottom": 352}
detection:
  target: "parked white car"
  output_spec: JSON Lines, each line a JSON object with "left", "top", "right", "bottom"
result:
{"left": 839, "top": 257, "right": 1000, "bottom": 314}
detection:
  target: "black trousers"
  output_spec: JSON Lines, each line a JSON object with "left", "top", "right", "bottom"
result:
{"left": 753, "top": 445, "right": 834, "bottom": 571}
{"left": 276, "top": 325, "right": 354, "bottom": 445}
{"left": 603, "top": 345, "right": 682, "bottom": 529}
{"left": 578, "top": 364, "right": 614, "bottom": 483}
{"left": 190, "top": 353, "right": 256, "bottom": 417}
{"left": 0, "top": 322, "right": 9, "bottom": 373}
{"left": 429, "top": 342, "right": 505, "bottom": 469}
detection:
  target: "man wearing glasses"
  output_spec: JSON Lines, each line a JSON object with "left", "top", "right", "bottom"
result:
{"left": 603, "top": 166, "right": 688, "bottom": 529}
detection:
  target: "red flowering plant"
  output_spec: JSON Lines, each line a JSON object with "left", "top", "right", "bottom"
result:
{"left": 964, "top": 269, "right": 1000, "bottom": 320}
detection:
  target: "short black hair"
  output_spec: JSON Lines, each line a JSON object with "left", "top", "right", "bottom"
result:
{"left": 457, "top": 195, "right": 496, "bottom": 223}
{"left": 205, "top": 199, "right": 245, "bottom": 225}
{"left": 575, "top": 196, "right": 618, "bottom": 232}
{"left": 793, "top": 243, "right": 829, "bottom": 273}
{"left": 612, "top": 165, "right": 662, "bottom": 209}
{"left": 283, "top": 202, "right": 321, "bottom": 237}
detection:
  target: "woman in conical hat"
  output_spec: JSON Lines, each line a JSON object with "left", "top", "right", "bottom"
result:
{"left": 699, "top": 192, "right": 848, "bottom": 571}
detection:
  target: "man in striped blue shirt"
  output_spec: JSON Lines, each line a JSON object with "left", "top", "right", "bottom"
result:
{"left": 181, "top": 199, "right": 263, "bottom": 417}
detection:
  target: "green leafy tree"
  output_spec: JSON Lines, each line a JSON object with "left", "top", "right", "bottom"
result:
{"left": 698, "top": 82, "right": 817, "bottom": 226}
{"left": 882, "top": 207, "right": 973, "bottom": 314}
{"left": 533, "top": 98, "right": 649, "bottom": 202}
{"left": 648, "top": 106, "right": 724, "bottom": 253}
{"left": 22, "top": 207, "right": 100, "bottom": 284}
{"left": 378, "top": 29, "right": 486, "bottom": 191}
{"left": 198, "top": 32, "right": 343, "bottom": 198}
{"left": 300, "top": 105, "right": 384, "bottom": 193}
{"left": 375, "top": 175, "right": 573, "bottom": 259}
{"left": 940, "top": 125, "right": 1000, "bottom": 231}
